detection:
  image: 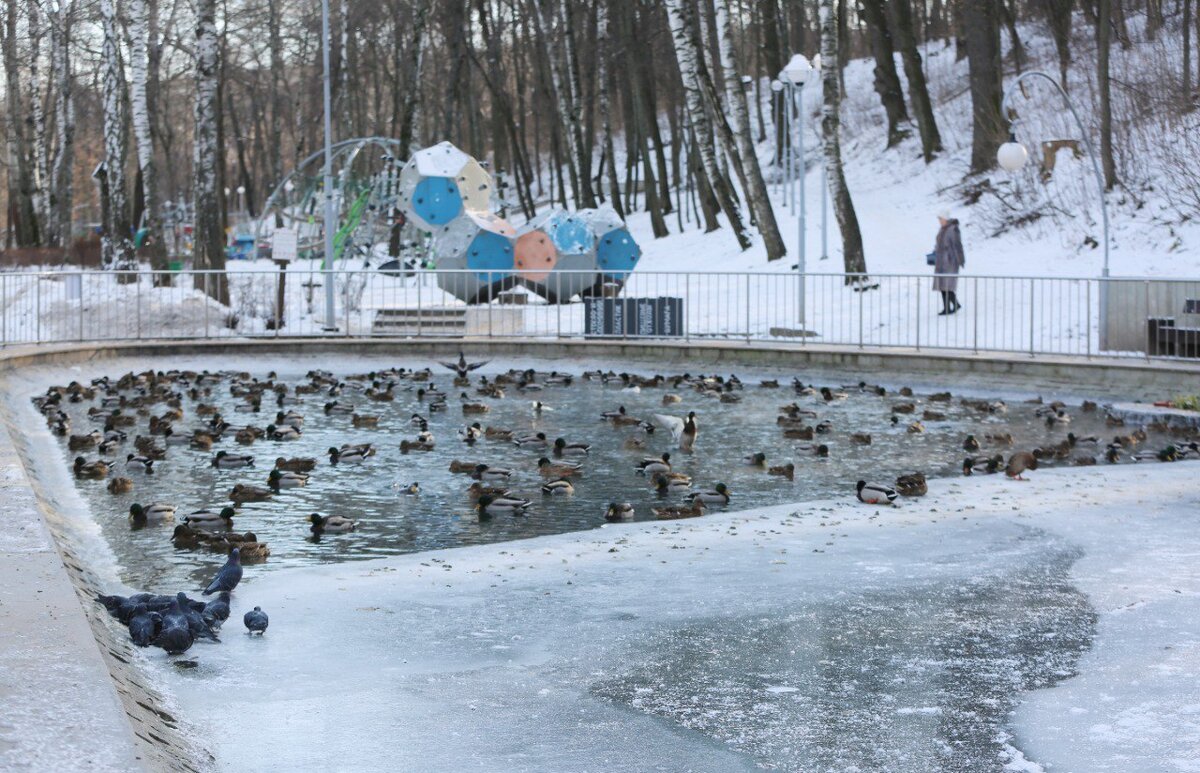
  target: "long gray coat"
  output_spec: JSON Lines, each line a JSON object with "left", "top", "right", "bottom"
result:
{"left": 932, "top": 220, "right": 965, "bottom": 292}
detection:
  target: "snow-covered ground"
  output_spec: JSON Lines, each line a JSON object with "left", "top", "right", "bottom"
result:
{"left": 129, "top": 461, "right": 1200, "bottom": 772}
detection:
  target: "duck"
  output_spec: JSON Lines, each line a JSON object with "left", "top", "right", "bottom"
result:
{"left": 689, "top": 483, "right": 730, "bottom": 505}
{"left": 907, "top": 421, "right": 925, "bottom": 434}
{"left": 797, "top": 444, "right": 830, "bottom": 457}
{"left": 963, "top": 435, "right": 981, "bottom": 452}
{"left": 466, "top": 483, "right": 510, "bottom": 501}
{"left": 460, "top": 423, "right": 483, "bottom": 444}
{"left": 107, "top": 477, "right": 134, "bottom": 494}
{"left": 484, "top": 426, "right": 513, "bottom": 441}
{"left": 476, "top": 493, "right": 531, "bottom": 516}
{"left": 439, "top": 351, "right": 489, "bottom": 379}
{"left": 849, "top": 433, "right": 872, "bottom": 446}
{"left": 1005, "top": 451, "right": 1039, "bottom": 480}
{"left": 1104, "top": 444, "right": 1122, "bottom": 463}
{"left": 1045, "top": 410, "right": 1071, "bottom": 427}
{"left": 399, "top": 482, "right": 421, "bottom": 495}
{"left": 328, "top": 444, "right": 374, "bottom": 464}
{"left": 636, "top": 453, "right": 672, "bottom": 475}
{"left": 351, "top": 413, "right": 379, "bottom": 428}
{"left": 652, "top": 500, "right": 706, "bottom": 520}
{"left": 461, "top": 398, "right": 489, "bottom": 415}
{"left": 1133, "top": 445, "right": 1178, "bottom": 462}
{"left": 963, "top": 454, "right": 1005, "bottom": 475}
{"left": 128, "top": 502, "right": 176, "bottom": 525}
{"left": 651, "top": 472, "right": 693, "bottom": 493}
{"left": 324, "top": 401, "right": 355, "bottom": 415}
{"left": 661, "top": 394, "right": 682, "bottom": 406}
{"left": 268, "top": 469, "right": 309, "bottom": 489}
{"left": 652, "top": 411, "right": 698, "bottom": 451}
{"left": 922, "top": 410, "right": 946, "bottom": 422}
{"left": 856, "top": 481, "right": 897, "bottom": 506}
{"left": 189, "top": 433, "right": 215, "bottom": 451}
{"left": 125, "top": 454, "right": 155, "bottom": 473}
{"left": 783, "top": 426, "right": 814, "bottom": 440}
{"left": 275, "top": 456, "right": 316, "bottom": 473}
{"left": 229, "top": 484, "right": 273, "bottom": 504}
{"left": 894, "top": 473, "right": 928, "bottom": 497}
{"left": 473, "top": 464, "right": 513, "bottom": 481}
{"left": 234, "top": 428, "right": 258, "bottom": 445}
{"left": 73, "top": 457, "right": 109, "bottom": 479}
{"left": 768, "top": 463, "right": 795, "bottom": 481}
{"left": 743, "top": 452, "right": 768, "bottom": 468}
{"left": 541, "top": 478, "right": 575, "bottom": 495}
{"left": 553, "top": 438, "right": 591, "bottom": 457}
{"left": 309, "top": 513, "right": 359, "bottom": 534}
{"left": 513, "top": 432, "right": 548, "bottom": 448}
{"left": 183, "top": 507, "right": 237, "bottom": 529}
{"left": 531, "top": 401, "right": 553, "bottom": 414}
{"left": 212, "top": 451, "right": 254, "bottom": 469}
{"left": 605, "top": 502, "right": 635, "bottom": 522}
{"left": 985, "top": 432, "right": 1014, "bottom": 446}
{"left": 400, "top": 439, "right": 435, "bottom": 454}
{"left": 820, "top": 387, "right": 848, "bottom": 402}
{"left": 448, "top": 459, "right": 481, "bottom": 474}
{"left": 266, "top": 423, "right": 301, "bottom": 441}
{"left": 538, "top": 458, "right": 582, "bottom": 477}
{"left": 1067, "top": 433, "right": 1098, "bottom": 446}
{"left": 275, "top": 410, "right": 304, "bottom": 429}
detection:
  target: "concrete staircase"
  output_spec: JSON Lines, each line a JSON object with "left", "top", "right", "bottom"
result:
{"left": 371, "top": 307, "right": 466, "bottom": 337}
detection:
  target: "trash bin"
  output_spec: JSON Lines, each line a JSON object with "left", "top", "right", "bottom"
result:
{"left": 168, "top": 260, "right": 183, "bottom": 272}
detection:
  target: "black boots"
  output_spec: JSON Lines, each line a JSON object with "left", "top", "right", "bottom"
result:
{"left": 938, "top": 292, "right": 962, "bottom": 316}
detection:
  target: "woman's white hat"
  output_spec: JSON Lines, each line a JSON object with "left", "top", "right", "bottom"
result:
{"left": 936, "top": 209, "right": 951, "bottom": 220}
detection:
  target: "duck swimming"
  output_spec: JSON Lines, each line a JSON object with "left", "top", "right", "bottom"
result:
{"left": 689, "top": 483, "right": 731, "bottom": 505}
{"left": 129, "top": 502, "right": 176, "bottom": 525}
{"left": 268, "top": 469, "right": 309, "bottom": 489}
{"left": 605, "top": 503, "right": 635, "bottom": 522}
{"left": 309, "top": 513, "right": 359, "bottom": 534}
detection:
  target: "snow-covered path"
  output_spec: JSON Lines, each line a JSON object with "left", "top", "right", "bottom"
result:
{"left": 148, "top": 462, "right": 1200, "bottom": 771}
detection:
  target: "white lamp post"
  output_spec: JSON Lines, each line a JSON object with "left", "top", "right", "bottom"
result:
{"left": 782, "top": 53, "right": 815, "bottom": 327}
{"left": 998, "top": 70, "right": 1110, "bottom": 348}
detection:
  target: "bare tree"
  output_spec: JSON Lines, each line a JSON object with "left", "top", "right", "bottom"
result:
{"left": 859, "top": 0, "right": 910, "bottom": 148}
{"left": 1098, "top": 0, "right": 1117, "bottom": 188}
{"left": 963, "top": 0, "right": 1005, "bottom": 174}
{"left": 46, "top": 0, "right": 76, "bottom": 250}
{"left": 2, "top": 4, "right": 39, "bottom": 247}
{"left": 1040, "top": 0, "right": 1073, "bottom": 89}
{"left": 28, "top": 3, "right": 49, "bottom": 232}
{"left": 100, "top": 0, "right": 133, "bottom": 267}
{"left": 130, "top": 0, "right": 169, "bottom": 276}
{"left": 890, "top": 0, "right": 942, "bottom": 162}
{"left": 193, "top": 0, "right": 229, "bottom": 302}
{"left": 819, "top": 0, "right": 867, "bottom": 279}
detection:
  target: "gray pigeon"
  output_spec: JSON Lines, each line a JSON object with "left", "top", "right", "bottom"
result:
{"left": 176, "top": 592, "right": 220, "bottom": 642}
{"left": 126, "top": 605, "right": 162, "bottom": 647}
{"left": 243, "top": 606, "right": 268, "bottom": 635}
{"left": 203, "top": 592, "right": 231, "bottom": 628}
{"left": 202, "top": 547, "right": 243, "bottom": 595}
{"left": 155, "top": 596, "right": 195, "bottom": 655}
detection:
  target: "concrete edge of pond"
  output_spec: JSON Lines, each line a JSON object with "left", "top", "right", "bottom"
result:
{"left": 0, "top": 336, "right": 1194, "bottom": 768}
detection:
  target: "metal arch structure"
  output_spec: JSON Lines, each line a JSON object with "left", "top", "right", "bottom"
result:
{"left": 252, "top": 137, "right": 412, "bottom": 265}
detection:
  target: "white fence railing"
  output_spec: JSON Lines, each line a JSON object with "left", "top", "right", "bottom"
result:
{"left": 1, "top": 267, "right": 1198, "bottom": 361}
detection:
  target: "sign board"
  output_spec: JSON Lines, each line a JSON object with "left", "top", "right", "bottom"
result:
{"left": 584, "top": 297, "right": 684, "bottom": 338}
{"left": 271, "top": 228, "right": 298, "bottom": 263}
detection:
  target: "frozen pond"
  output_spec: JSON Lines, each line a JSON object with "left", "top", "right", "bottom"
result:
{"left": 40, "top": 360, "right": 1135, "bottom": 593}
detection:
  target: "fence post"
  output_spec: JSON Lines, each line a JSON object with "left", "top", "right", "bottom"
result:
{"left": 416, "top": 272, "right": 423, "bottom": 338}
{"left": 857, "top": 279, "right": 863, "bottom": 349}
{"left": 136, "top": 271, "right": 143, "bottom": 340}
{"left": 36, "top": 274, "right": 41, "bottom": 344}
{"left": 78, "top": 273, "right": 85, "bottom": 342}
{"left": 972, "top": 277, "right": 979, "bottom": 353}
{"left": 489, "top": 272, "right": 494, "bottom": 339}
{"left": 2, "top": 274, "right": 6, "bottom": 345}
{"left": 344, "top": 272, "right": 351, "bottom": 337}
{"left": 1086, "top": 281, "right": 1092, "bottom": 359}
{"left": 1144, "top": 280, "right": 1151, "bottom": 361}
{"left": 745, "top": 274, "right": 751, "bottom": 342}
{"left": 1029, "top": 278, "right": 1035, "bottom": 356}
{"left": 914, "top": 277, "right": 920, "bottom": 351}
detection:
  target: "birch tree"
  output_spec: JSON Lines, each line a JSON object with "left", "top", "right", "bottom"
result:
{"left": 2, "top": 5, "right": 39, "bottom": 246}
{"left": 100, "top": 0, "right": 134, "bottom": 267}
{"left": 44, "top": 0, "right": 75, "bottom": 250}
{"left": 193, "top": 0, "right": 229, "bottom": 302}
{"left": 130, "top": 0, "right": 168, "bottom": 276}
{"left": 664, "top": 0, "right": 752, "bottom": 250}
{"left": 596, "top": 0, "right": 623, "bottom": 217}
{"left": 28, "top": 3, "right": 50, "bottom": 232}
{"left": 819, "top": 0, "right": 867, "bottom": 279}
{"left": 714, "top": 0, "right": 785, "bottom": 261}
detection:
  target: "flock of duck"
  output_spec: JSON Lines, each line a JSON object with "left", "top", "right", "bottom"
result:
{"left": 35, "top": 353, "right": 1200, "bottom": 655}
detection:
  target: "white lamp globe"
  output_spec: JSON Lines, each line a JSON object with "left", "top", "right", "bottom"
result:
{"left": 811, "top": 53, "right": 822, "bottom": 72}
{"left": 997, "top": 139, "right": 1029, "bottom": 172}
{"left": 770, "top": 79, "right": 784, "bottom": 93}
{"left": 237, "top": 185, "right": 246, "bottom": 195}
{"left": 783, "top": 54, "right": 812, "bottom": 86}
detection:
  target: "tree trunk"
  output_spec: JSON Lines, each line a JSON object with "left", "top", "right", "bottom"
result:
{"left": 2, "top": 5, "right": 39, "bottom": 247}
{"left": 193, "top": 0, "right": 229, "bottom": 303}
{"left": 1041, "top": 0, "right": 1073, "bottom": 90}
{"left": 1183, "top": 0, "right": 1192, "bottom": 101}
{"left": 101, "top": 0, "right": 133, "bottom": 267}
{"left": 1000, "top": 0, "right": 1026, "bottom": 72}
{"left": 860, "top": 0, "right": 910, "bottom": 148}
{"left": 268, "top": 0, "right": 285, "bottom": 190}
{"left": 130, "top": 0, "right": 169, "bottom": 276}
{"left": 28, "top": 3, "right": 50, "bottom": 236}
{"left": 597, "top": 0, "right": 623, "bottom": 217}
{"left": 963, "top": 0, "right": 1005, "bottom": 174}
{"left": 47, "top": 0, "right": 75, "bottom": 250}
{"left": 1098, "top": 0, "right": 1117, "bottom": 188}
{"left": 663, "top": 0, "right": 752, "bottom": 250}
{"left": 399, "top": 0, "right": 429, "bottom": 152}
{"left": 890, "top": 0, "right": 943, "bottom": 162}
{"left": 716, "top": 0, "right": 786, "bottom": 260}
{"left": 819, "top": 0, "right": 867, "bottom": 279}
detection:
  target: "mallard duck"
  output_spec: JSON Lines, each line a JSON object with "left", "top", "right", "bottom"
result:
{"left": 605, "top": 502, "right": 634, "bottom": 522}
{"left": 623, "top": 437, "right": 647, "bottom": 451}
{"left": 1045, "top": 410, "right": 1071, "bottom": 427}
{"left": 798, "top": 444, "right": 830, "bottom": 457}
{"left": 963, "top": 435, "right": 981, "bottom": 452}
{"left": 636, "top": 453, "right": 672, "bottom": 475}
{"left": 265, "top": 423, "right": 301, "bottom": 441}
{"left": 474, "top": 464, "right": 513, "bottom": 482}
{"left": 449, "top": 459, "right": 481, "bottom": 474}
{"left": 651, "top": 472, "right": 692, "bottom": 493}
{"left": 1133, "top": 446, "right": 1178, "bottom": 462}
{"left": 213, "top": 451, "right": 254, "bottom": 469}
{"left": 1073, "top": 455, "right": 1098, "bottom": 466}
{"left": 736, "top": 452, "right": 765, "bottom": 468}
{"left": 849, "top": 433, "right": 872, "bottom": 446}
{"left": 324, "top": 401, "right": 355, "bottom": 415}
{"left": 400, "top": 439, "right": 435, "bottom": 454}
{"left": 232, "top": 428, "right": 256, "bottom": 445}
{"left": 962, "top": 455, "right": 1004, "bottom": 475}
{"left": 129, "top": 502, "right": 176, "bottom": 525}
{"left": 309, "top": 513, "right": 359, "bottom": 534}
{"left": 476, "top": 493, "right": 531, "bottom": 516}
{"left": 125, "top": 454, "right": 155, "bottom": 473}
{"left": 460, "top": 423, "right": 484, "bottom": 444}
{"left": 1067, "top": 433, "right": 1098, "bottom": 446}
{"left": 484, "top": 426, "right": 513, "bottom": 441}
{"left": 768, "top": 463, "right": 795, "bottom": 481}
{"left": 928, "top": 391, "right": 951, "bottom": 403}
{"left": 652, "top": 412, "right": 698, "bottom": 452}
{"left": 74, "top": 457, "right": 109, "bottom": 479}
{"left": 461, "top": 399, "right": 489, "bottom": 415}
{"left": 440, "top": 351, "right": 489, "bottom": 379}
{"left": 172, "top": 523, "right": 210, "bottom": 549}
{"left": 661, "top": 394, "right": 682, "bottom": 406}
{"left": 895, "top": 473, "right": 927, "bottom": 497}
{"left": 856, "top": 481, "right": 897, "bottom": 505}
{"left": 275, "top": 456, "right": 316, "bottom": 472}
{"left": 922, "top": 410, "right": 946, "bottom": 421}
{"left": 553, "top": 438, "right": 591, "bottom": 457}
{"left": 328, "top": 444, "right": 373, "bottom": 464}
{"left": 689, "top": 483, "right": 730, "bottom": 505}
{"left": 986, "top": 432, "right": 1014, "bottom": 446}
{"left": 233, "top": 538, "right": 270, "bottom": 562}
{"left": 274, "top": 410, "right": 304, "bottom": 429}
{"left": 268, "top": 469, "right": 309, "bottom": 489}
{"left": 466, "top": 482, "right": 510, "bottom": 501}
{"left": 107, "top": 477, "right": 134, "bottom": 494}
{"left": 783, "top": 426, "right": 814, "bottom": 440}
{"left": 399, "top": 482, "right": 421, "bottom": 495}
{"left": 907, "top": 422, "right": 926, "bottom": 434}
{"left": 652, "top": 500, "right": 706, "bottom": 519}
{"left": 541, "top": 478, "right": 575, "bottom": 495}
{"left": 821, "top": 387, "right": 848, "bottom": 402}
{"left": 1005, "top": 451, "right": 1038, "bottom": 480}
{"left": 230, "top": 484, "right": 273, "bottom": 504}
{"left": 531, "top": 401, "right": 553, "bottom": 414}
{"left": 538, "top": 457, "right": 581, "bottom": 477}
{"left": 513, "top": 432, "right": 548, "bottom": 447}
{"left": 183, "top": 507, "right": 237, "bottom": 528}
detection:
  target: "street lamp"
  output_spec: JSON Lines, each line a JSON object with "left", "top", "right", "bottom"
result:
{"left": 997, "top": 70, "right": 1110, "bottom": 348}
{"left": 780, "top": 53, "right": 818, "bottom": 328}
{"left": 771, "top": 79, "right": 785, "bottom": 198}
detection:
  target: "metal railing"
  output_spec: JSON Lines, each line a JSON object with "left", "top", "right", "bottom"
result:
{"left": 1, "top": 266, "right": 1198, "bottom": 361}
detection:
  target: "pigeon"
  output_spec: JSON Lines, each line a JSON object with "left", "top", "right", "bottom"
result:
{"left": 244, "top": 606, "right": 269, "bottom": 635}
{"left": 155, "top": 596, "right": 195, "bottom": 655}
{"left": 126, "top": 605, "right": 162, "bottom": 647}
{"left": 202, "top": 547, "right": 243, "bottom": 595}
{"left": 203, "top": 591, "right": 232, "bottom": 628}
{"left": 439, "top": 351, "right": 488, "bottom": 379}
{"left": 176, "top": 592, "right": 220, "bottom": 641}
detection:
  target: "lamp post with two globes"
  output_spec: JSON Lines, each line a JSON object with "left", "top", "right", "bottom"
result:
{"left": 779, "top": 53, "right": 819, "bottom": 326}
{"left": 996, "top": 70, "right": 1110, "bottom": 348}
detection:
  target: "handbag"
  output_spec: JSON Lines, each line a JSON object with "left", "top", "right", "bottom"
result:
{"left": 925, "top": 251, "right": 936, "bottom": 266}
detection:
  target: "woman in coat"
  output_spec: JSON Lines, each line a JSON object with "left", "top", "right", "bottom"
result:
{"left": 932, "top": 211, "right": 965, "bottom": 315}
